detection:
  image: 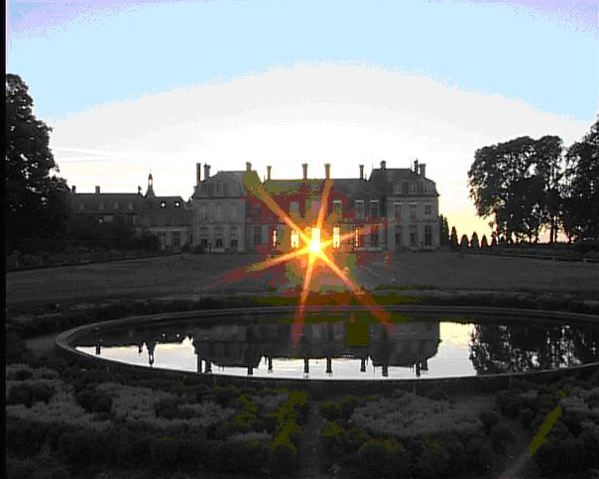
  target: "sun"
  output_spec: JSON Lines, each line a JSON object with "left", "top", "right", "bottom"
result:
{"left": 308, "top": 227, "right": 322, "bottom": 254}
{"left": 218, "top": 176, "right": 392, "bottom": 346}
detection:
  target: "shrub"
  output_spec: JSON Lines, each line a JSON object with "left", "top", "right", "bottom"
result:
{"left": 479, "top": 410, "right": 500, "bottom": 434}
{"left": 320, "top": 395, "right": 361, "bottom": 423}
{"left": 356, "top": 438, "right": 409, "bottom": 478}
{"left": 150, "top": 436, "right": 180, "bottom": 470}
{"left": 464, "top": 436, "right": 493, "bottom": 473}
{"left": 270, "top": 434, "right": 298, "bottom": 474}
{"left": 489, "top": 422, "right": 513, "bottom": 453}
{"left": 7, "top": 383, "right": 55, "bottom": 408}
{"left": 75, "top": 387, "right": 113, "bottom": 414}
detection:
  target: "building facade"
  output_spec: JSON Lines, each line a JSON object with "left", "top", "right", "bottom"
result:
{"left": 191, "top": 160, "right": 440, "bottom": 253}
{"left": 68, "top": 174, "right": 192, "bottom": 251}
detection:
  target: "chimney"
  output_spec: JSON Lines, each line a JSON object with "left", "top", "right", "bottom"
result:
{"left": 196, "top": 162, "right": 202, "bottom": 184}
{"left": 246, "top": 162, "right": 252, "bottom": 172}
{"left": 413, "top": 159, "right": 419, "bottom": 173}
{"left": 359, "top": 164, "right": 364, "bottom": 180}
{"left": 204, "top": 164, "right": 211, "bottom": 180}
{"left": 380, "top": 160, "right": 386, "bottom": 170}
{"left": 267, "top": 165, "right": 272, "bottom": 181}
{"left": 302, "top": 163, "right": 308, "bottom": 180}
{"left": 324, "top": 163, "right": 330, "bottom": 180}
{"left": 95, "top": 185, "right": 100, "bottom": 194}
{"left": 419, "top": 163, "right": 426, "bottom": 177}
{"left": 71, "top": 185, "right": 76, "bottom": 193}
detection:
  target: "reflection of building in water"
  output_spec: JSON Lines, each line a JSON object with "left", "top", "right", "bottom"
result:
{"left": 190, "top": 320, "right": 439, "bottom": 377}
{"left": 80, "top": 320, "right": 440, "bottom": 377}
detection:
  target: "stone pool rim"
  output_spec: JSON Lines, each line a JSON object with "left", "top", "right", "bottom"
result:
{"left": 55, "top": 305, "right": 599, "bottom": 391}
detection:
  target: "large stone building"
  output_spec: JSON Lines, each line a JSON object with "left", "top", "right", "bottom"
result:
{"left": 191, "top": 160, "right": 440, "bottom": 252}
{"left": 68, "top": 174, "right": 193, "bottom": 251}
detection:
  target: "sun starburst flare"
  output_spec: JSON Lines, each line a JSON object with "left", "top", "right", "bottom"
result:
{"left": 218, "top": 175, "right": 393, "bottom": 346}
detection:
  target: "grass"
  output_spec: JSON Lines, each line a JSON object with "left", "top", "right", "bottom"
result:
{"left": 6, "top": 251, "right": 599, "bottom": 310}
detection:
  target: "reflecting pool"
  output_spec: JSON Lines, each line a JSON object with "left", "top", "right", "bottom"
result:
{"left": 73, "top": 311, "right": 599, "bottom": 380}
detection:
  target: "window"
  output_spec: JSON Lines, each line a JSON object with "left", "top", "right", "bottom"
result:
{"left": 393, "top": 184, "right": 402, "bottom": 194}
{"left": 424, "top": 204, "right": 432, "bottom": 216}
{"left": 175, "top": 201, "right": 181, "bottom": 208}
{"left": 128, "top": 202, "right": 134, "bottom": 211}
{"left": 160, "top": 201, "right": 166, "bottom": 209}
{"left": 289, "top": 201, "right": 300, "bottom": 215}
{"left": 215, "top": 227, "right": 223, "bottom": 248}
{"left": 425, "top": 225, "right": 432, "bottom": 246}
{"left": 395, "top": 225, "right": 402, "bottom": 249}
{"left": 409, "top": 183, "right": 417, "bottom": 195}
{"left": 199, "top": 227, "right": 208, "bottom": 248}
{"left": 114, "top": 202, "right": 119, "bottom": 210}
{"left": 354, "top": 227, "right": 362, "bottom": 248}
{"left": 215, "top": 204, "right": 222, "bottom": 220}
{"left": 172, "top": 231, "right": 181, "bottom": 247}
{"left": 272, "top": 229, "right": 278, "bottom": 248}
{"left": 99, "top": 202, "right": 104, "bottom": 211}
{"left": 394, "top": 203, "right": 402, "bottom": 221}
{"left": 424, "top": 183, "right": 432, "bottom": 194}
{"left": 370, "top": 225, "right": 379, "bottom": 247}
{"left": 79, "top": 203, "right": 85, "bottom": 211}
{"left": 355, "top": 200, "right": 365, "bottom": 220}
{"left": 332, "top": 227, "right": 341, "bottom": 249}
{"left": 230, "top": 227, "right": 238, "bottom": 249}
{"left": 410, "top": 204, "right": 417, "bottom": 221}
{"left": 291, "top": 230, "right": 300, "bottom": 249}
{"left": 332, "top": 200, "right": 342, "bottom": 216}
{"left": 410, "top": 225, "right": 417, "bottom": 247}
{"left": 370, "top": 200, "right": 379, "bottom": 218}
{"left": 158, "top": 232, "right": 167, "bottom": 249}
{"left": 200, "top": 204, "right": 208, "bottom": 221}
{"left": 215, "top": 183, "right": 223, "bottom": 195}
{"left": 230, "top": 204, "right": 238, "bottom": 221}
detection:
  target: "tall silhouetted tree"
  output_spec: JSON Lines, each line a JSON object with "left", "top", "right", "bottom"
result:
{"left": 450, "top": 226, "right": 459, "bottom": 251}
{"left": 460, "top": 234, "right": 469, "bottom": 249}
{"left": 439, "top": 214, "right": 450, "bottom": 246}
{"left": 561, "top": 118, "right": 599, "bottom": 241}
{"left": 470, "top": 232, "right": 480, "bottom": 248}
{"left": 6, "top": 74, "right": 69, "bottom": 250}
{"left": 481, "top": 234, "right": 489, "bottom": 248}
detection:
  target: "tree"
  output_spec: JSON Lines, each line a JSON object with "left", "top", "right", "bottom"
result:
{"left": 6, "top": 74, "right": 69, "bottom": 250}
{"left": 468, "top": 135, "right": 565, "bottom": 243}
{"left": 561, "top": 119, "right": 599, "bottom": 241}
{"left": 439, "top": 214, "right": 450, "bottom": 246}
{"left": 470, "top": 232, "right": 480, "bottom": 249}
{"left": 460, "top": 234, "right": 469, "bottom": 249}
{"left": 481, "top": 234, "right": 489, "bottom": 248}
{"left": 450, "top": 226, "right": 459, "bottom": 251}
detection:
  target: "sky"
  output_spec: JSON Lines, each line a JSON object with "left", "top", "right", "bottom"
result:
{"left": 7, "top": 0, "right": 599, "bottom": 237}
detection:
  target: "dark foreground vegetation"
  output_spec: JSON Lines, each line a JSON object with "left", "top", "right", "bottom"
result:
{"left": 5, "top": 295, "right": 599, "bottom": 479}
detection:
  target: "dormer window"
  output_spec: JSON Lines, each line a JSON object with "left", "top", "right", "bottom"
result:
{"left": 113, "top": 202, "right": 119, "bottom": 210}
{"left": 175, "top": 201, "right": 181, "bottom": 208}
{"left": 160, "top": 201, "right": 166, "bottom": 208}
{"left": 409, "top": 183, "right": 417, "bottom": 195}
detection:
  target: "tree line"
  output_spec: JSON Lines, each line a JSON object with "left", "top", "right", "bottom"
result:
{"left": 467, "top": 121, "right": 598, "bottom": 243}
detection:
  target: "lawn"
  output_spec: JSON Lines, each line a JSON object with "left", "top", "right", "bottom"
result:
{"left": 6, "top": 251, "right": 599, "bottom": 308}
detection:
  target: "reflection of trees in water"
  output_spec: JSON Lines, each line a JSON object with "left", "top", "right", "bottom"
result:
{"left": 469, "top": 322, "right": 599, "bottom": 374}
